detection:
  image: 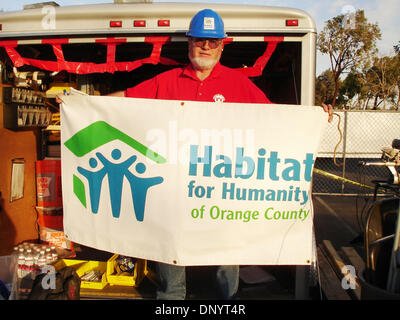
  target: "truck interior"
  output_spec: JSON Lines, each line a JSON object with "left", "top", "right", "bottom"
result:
{"left": 0, "top": 37, "right": 302, "bottom": 105}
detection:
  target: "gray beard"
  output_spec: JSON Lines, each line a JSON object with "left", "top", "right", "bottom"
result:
{"left": 189, "top": 57, "right": 218, "bottom": 70}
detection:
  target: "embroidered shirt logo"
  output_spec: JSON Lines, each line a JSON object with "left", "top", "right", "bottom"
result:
{"left": 213, "top": 94, "right": 225, "bottom": 102}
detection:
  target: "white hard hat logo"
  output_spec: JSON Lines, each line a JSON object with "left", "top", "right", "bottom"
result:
{"left": 203, "top": 17, "right": 215, "bottom": 30}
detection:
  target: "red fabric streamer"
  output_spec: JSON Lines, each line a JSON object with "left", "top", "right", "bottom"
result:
{"left": 237, "top": 36, "right": 283, "bottom": 77}
{"left": 0, "top": 36, "right": 282, "bottom": 77}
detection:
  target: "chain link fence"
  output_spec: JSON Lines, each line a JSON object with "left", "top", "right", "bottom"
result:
{"left": 312, "top": 110, "right": 400, "bottom": 195}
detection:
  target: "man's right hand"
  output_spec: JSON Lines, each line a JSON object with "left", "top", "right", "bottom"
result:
{"left": 55, "top": 90, "right": 124, "bottom": 104}
{"left": 55, "top": 94, "right": 64, "bottom": 104}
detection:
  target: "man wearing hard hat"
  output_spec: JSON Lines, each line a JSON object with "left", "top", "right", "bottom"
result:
{"left": 105, "top": 9, "right": 332, "bottom": 300}
{"left": 123, "top": 9, "right": 271, "bottom": 104}
{"left": 122, "top": 9, "right": 271, "bottom": 300}
{"left": 55, "top": 9, "right": 266, "bottom": 300}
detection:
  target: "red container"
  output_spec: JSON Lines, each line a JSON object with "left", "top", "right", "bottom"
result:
{"left": 36, "top": 160, "right": 63, "bottom": 207}
{"left": 36, "top": 207, "right": 63, "bottom": 229}
{"left": 37, "top": 214, "right": 63, "bottom": 229}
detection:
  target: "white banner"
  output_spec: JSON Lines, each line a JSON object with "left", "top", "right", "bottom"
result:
{"left": 60, "top": 95, "right": 327, "bottom": 266}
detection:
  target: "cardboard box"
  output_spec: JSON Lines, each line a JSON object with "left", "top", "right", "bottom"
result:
{"left": 39, "top": 226, "right": 73, "bottom": 250}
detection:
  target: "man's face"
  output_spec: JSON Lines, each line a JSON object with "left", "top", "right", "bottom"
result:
{"left": 188, "top": 37, "right": 223, "bottom": 71}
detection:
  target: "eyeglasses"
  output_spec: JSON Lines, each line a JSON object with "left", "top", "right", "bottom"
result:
{"left": 190, "top": 38, "right": 222, "bottom": 49}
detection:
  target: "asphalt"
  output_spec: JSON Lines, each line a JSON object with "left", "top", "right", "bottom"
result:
{"left": 313, "top": 195, "right": 366, "bottom": 257}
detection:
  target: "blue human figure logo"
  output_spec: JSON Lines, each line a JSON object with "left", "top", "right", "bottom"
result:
{"left": 125, "top": 162, "right": 164, "bottom": 222}
{"left": 77, "top": 148, "right": 163, "bottom": 220}
{"left": 77, "top": 157, "right": 107, "bottom": 214}
{"left": 95, "top": 149, "right": 137, "bottom": 218}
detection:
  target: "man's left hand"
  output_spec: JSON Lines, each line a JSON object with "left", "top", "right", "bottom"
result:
{"left": 321, "top": 103, "right": 333, "bottom": 123}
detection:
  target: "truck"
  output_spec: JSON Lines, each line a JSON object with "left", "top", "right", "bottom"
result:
{"left": 0, "top": 0, "right": 318, "bottom": 299}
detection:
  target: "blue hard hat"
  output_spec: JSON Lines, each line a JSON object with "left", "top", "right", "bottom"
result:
{"left": 186, "top": 9, "right": 227, "bottom": 39}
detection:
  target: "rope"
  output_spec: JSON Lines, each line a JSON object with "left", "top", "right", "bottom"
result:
{"left": 332, "top": 112, "right": 344, "bottom": 167}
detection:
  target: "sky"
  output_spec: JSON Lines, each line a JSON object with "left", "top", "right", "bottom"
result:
{"left": 1, "top": 0, "right": 399, "bottom": 75}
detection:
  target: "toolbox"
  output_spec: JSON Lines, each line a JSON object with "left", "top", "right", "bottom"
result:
{"left": 54, "top": 259, "right": 108, "bottom": 290}
{"left": 106, "top": 254, "right": 148, "bottom": 287}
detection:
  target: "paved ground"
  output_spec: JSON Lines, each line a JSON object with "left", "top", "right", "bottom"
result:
{"left": 313, "top": 195, "right": 367, "bottom": 257}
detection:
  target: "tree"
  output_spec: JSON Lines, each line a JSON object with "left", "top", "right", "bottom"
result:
{"left": 394, "top": 42, "right": 400, "bottom": 109}
{"left": 365, "top": 56, "right": 399, "bottom": 109}
{"left": 317, "top": 10, "right": 381, "bottom": 108}
{"left": 339, "top": 55, "right": 400, "bottom": 110}
{"left": 315, "top": 69, "right": 337, "bottom": 106}
{"left": 337, "top": 71, "right": 365, "bottom": 109}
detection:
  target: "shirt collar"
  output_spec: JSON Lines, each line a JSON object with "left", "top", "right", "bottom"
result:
{"left": 182, "top": 62, "right": 224, "bottom": 81}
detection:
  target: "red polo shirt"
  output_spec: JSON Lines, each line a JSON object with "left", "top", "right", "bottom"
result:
{"left": 125, "top": 63, "right": 271, "bottom": 104}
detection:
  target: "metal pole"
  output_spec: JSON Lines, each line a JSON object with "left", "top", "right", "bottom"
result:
{"left": 386, "top": 201, "right": 400, "bottom": 293}
{"left": 341, "top": 111, "right": 348, "bottom": 194}
{"left": 295, "top": 265, "right": 310, "bottom": 299}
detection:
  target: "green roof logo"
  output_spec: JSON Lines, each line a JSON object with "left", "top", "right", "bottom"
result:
{"left": 64, "top": 121, "right": 165, "bottom": 221}
{"left": 64, "top": 121, "right": 166, "bottom": 163}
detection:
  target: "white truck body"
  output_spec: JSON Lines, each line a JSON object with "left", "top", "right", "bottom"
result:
{"left": 0, "top": 1, "right": 317, "bottom": 105}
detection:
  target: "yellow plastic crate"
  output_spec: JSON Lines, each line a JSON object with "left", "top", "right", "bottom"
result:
{"left": 54, "top": 259, "right": 108, "bottom": 290}
{"left": 106, "top": 254, "right": 147, "bottom": 287}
